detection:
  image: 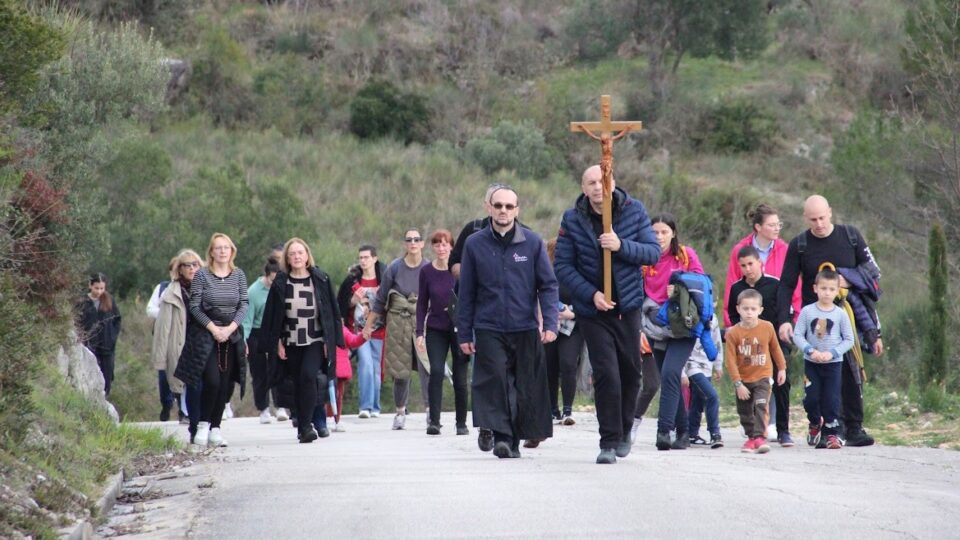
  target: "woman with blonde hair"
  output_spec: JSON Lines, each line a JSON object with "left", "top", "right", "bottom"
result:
{"left": 175, "top": 233, "right": 248, "bottom": 447}
{"left": 260, "top": 238, "right": 344, "bottom": 443}
{"left": 151, "top": 250, "right": 203, "bottom": 429}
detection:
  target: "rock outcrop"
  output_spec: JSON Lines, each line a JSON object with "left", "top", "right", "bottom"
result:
{"left": 56, "top": 332, "right": 120, "bottom": 423}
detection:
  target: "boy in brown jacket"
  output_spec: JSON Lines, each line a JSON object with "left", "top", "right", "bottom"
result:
{"left": 725, "top": 289, "right": 787, "bottom": 453}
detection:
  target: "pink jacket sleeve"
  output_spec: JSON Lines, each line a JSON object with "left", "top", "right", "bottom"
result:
{"left": 342, "top": 325, "right": 367, "bottom": 350}
{"left": 686, "top": 246, "right": 705, "bottom": 274}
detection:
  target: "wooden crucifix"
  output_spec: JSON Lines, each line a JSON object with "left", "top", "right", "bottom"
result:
{"left": 570, "top": 95, "right": 642, "bottom": 303}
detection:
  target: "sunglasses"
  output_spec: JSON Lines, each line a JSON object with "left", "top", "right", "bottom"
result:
{"left": 492, "top": 202, "right": 517, "bottom": 211}
{"left": 404, "top": 237, "right": 422, "bottom": 243}
{"left": 180, "top": 261, "right": 201, "bottom": 269}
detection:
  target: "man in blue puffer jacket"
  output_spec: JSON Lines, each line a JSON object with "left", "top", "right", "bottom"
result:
{"left": 554, "top": 165, "right": 660, "bottom": 464}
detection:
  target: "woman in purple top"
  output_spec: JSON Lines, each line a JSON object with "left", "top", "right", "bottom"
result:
{"left": 415, "top": 229, "right": 470, "bottom": 436}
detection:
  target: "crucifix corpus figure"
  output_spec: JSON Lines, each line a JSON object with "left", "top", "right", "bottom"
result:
{"left": 570, "top": 95, "right": 642, "bottom": 302}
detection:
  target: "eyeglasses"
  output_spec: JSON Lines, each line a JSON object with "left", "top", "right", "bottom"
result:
{"left": 213, "top": 246, "right": 232, "bottom": 251}
{"left": 180, "top": 261, "right": 201, "bottom": 269}
{"left": 768, "top": 222, "right": 784, "bottom": 229}
{"left": 492, "top": 203, "right": 517, "bottom": 211}
{"left": 404, "top": 237, "right": 422, "bottom": 243}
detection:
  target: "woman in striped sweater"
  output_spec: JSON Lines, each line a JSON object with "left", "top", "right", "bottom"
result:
{"left": 175, "top": 233, "right": 248, "bottom": 447}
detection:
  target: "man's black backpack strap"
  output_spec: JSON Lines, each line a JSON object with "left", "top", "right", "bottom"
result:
{"left": 796, "top": 224, "right": 857, "bottom": 255}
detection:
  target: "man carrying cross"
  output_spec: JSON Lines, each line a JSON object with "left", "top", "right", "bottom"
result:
{"left": 555, "top": 165, "right": 660, "bottom": 463}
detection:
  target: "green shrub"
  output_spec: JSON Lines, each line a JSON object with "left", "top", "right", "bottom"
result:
{"left": 110, "top": 297, "right": 158, "bottom": 420}
{"left": 98, "top": 137, "right": 173, "bottom": 217}
{"left": 105, "top": 162, "right": 311, "bottom": 297}
{"left": 464, "top": 121, "right": 562, "bottom": 179}
{"left": 921, "top": 223, "right": 948, "bottom": 392}
{"left": 183, "top": 25, "right": 254, "bottom": 128}
{"left": 349, "top": 80, "right": 431, "bottom": 144}
{"left": 0, "top": 0, "right": 64, "bottom": 114}
{"left": 0, "top": 275, "right": 47, "bottom": 443}
{"left": 562, "top": 0, "right": 632, "bottom": 61}
{"left": 690, "top": 98, "right": 779, "bottom": 153}
{"left": 655, "top": 174, "right": 759, "bottom": 261}
{"left": 252, "top": 55, "right": 328, "bottom": 136}
{"left": 273, "top": 31, "right": 314, "bottom": 55}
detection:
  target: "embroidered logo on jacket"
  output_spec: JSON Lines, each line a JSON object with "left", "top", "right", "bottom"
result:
{"left": 513, "top": 253, "right": 528, "bottom": 263}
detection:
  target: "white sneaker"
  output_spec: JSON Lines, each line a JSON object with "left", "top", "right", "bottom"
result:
{"left": 392, "top": 413, "right": 405, "bottom": 430}
{"left": 767, "top": 424, "right": 778, "bottom": 442}
{"left": 275, "top": 408, "right": 289, "bottom": 422}
{"left": 333, "top": 422, "right": 346, "bottom": 432}
{"left": 222, "top": 403, "right": 234, "bottom": 420}
{"left": 630, "top": 419, "right": 641, "bottom": 444}
{"left": 370, "top": 411, "right": 380, "bottom": 418}
{"left": 208, "top": 427, "right": 227, "bottom": 447}
{"left": 358, "top": 410, "right": 371, "bottom": 419}
{"left": 259, "top": 409, "right": 275, "bottom": 424}
{"left": 195, "top": 421, "right": 210, "bottom": 446}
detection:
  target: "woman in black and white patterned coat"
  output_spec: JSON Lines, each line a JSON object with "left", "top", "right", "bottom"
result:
{"left": 260, "top": 238, "right": 344, "bottom": 443}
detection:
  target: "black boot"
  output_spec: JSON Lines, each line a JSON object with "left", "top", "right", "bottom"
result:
{"left": 671, "top": 432, "right": 690, "bottom": 450}
{"left": 656, "top": 431, "right": 672, "bottom": 451}
{"left": 160, "top": 401, "right": 172, "bottom": 422}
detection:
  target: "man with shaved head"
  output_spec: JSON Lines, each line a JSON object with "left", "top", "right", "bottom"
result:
{"left": 555, "top": 165, "right": 660, "bottom": 463}
{"left": 777, "top": 195, "right": 883, "bottom": 447}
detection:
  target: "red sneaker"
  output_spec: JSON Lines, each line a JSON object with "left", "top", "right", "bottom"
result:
{"left": 741, "top": 438, "right": 757, "bottom": 453}
{"left": 825, "top": 435, "right": 842, "bottom": 449}
{"left": 807, "top": 423, "right": 822, "bottom": 446}
{"left": 754, "top": 437, "right": 770, "bottom": 454}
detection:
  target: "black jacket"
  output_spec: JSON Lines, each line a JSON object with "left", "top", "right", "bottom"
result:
{"left": 76, "top": 297, "right": 122, "bottom": 354}
{"left": 175, "top": 318, "right": 247, "bottom": 397}
{"left": 261, "top": 268, "right": 345, "bottom": 386}
{"left": 336, "top": 261, "right": 385, "bottom": 328}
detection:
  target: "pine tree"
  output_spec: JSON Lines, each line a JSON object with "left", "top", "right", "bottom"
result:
{"left": 921, "top": 223, "right": 948, "bottom": 388}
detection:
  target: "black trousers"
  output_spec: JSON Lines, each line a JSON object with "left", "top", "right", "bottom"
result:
{"left": 771, "top": 343, "right": 792, "bottom": 432}
{"left": 246, "top": 329, "right": 275, "bottom": 411}
{"left": 95, "top": 351, "right": 115, "bottom": 397}
{"left": 472, "top": 329, "right": 552, "bottom": 447}
{"left": 579, "top": 310, "right": 643, "bottom": 449}
{"left": 634, "top": 351, "right": 660, "bottom": 419}
{"left": 841, "top": 354, "right": 865, "bottom": 433}
{"left": 545, "top": 328, "right": 583, "bottom": 415}
{"left": 426, "top": 327, "right": 469, "bottom": 427}
{"left": 286, "top": 340, "right": 324, "bottom": 433}
{"left": 201, "top": 343, "right": 235, "bottom": 428}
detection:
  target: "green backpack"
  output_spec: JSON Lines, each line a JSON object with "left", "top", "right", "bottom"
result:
{"left": 666, "top": 283, "right": 700, "bottom": 338}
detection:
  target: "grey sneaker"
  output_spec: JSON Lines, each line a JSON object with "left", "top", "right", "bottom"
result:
{"left": 596, "top": 448, "right": 617, "bottom": 464}
{"left": 392, "top": 413, "right": 405, "bottom": 430}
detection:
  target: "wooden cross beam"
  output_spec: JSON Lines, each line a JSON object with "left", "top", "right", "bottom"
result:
{"left": 570, "top": 95, "right": 642, "bottom": 303}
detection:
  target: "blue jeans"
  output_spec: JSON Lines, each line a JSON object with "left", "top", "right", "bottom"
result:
{"left": 654, "top": 338, "right": 696, "bottom": 435}
{"left": 158, "top": 369, "right": 175, "bottom": 407}
{"left": 312, "top": 402, "right": 328, "bottom": 431}
{"left": 357, "top": 338, "right": 383, "bottom": 413}
{"left": 687, "top": 373, "right": 720, "bottom": 436}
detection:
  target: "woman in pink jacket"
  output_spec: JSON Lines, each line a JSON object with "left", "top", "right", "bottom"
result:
{"left": 722, "top": 203, "right": 801, "bottom": 327}
{"left": 722, "top": 203, "right": 800, "bottom": 445}
{"left": 639, "top": 214, "right": 705, "bottom": 450}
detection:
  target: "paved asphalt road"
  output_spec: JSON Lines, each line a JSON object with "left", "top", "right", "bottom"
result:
{"left": 151, "top": 412, "right": 959, "bottom": 539}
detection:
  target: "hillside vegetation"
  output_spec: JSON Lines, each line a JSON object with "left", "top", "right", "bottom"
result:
{"left": 3, "top": 0, "right": 960, "bottom": 534}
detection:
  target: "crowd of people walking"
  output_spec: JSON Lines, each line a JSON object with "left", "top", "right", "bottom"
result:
{"left": 76, "top": 166, "right": 883, "bottom": 462}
